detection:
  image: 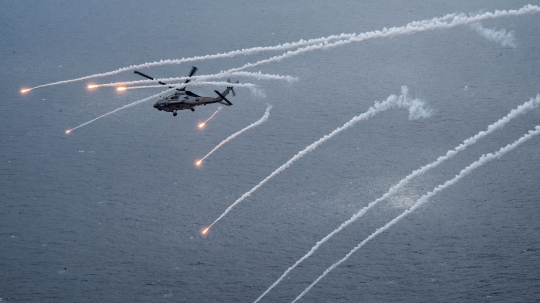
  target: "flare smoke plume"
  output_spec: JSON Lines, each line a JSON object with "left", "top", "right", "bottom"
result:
{"left": 253, "top": 94, "right": 540, "bottom": 303}
{"left": 293, "top": 125, "right": 540, "bottom": 302}
{"left": 205, "top": 86, "right": 433, "bottom": 233}
{"left": 199, "top": 107, "right": 223, "bottom": 128}
{"left": 471, "top": 22, "right": 516, "bottom": 47}
{"left": 25, "top": 5, "right": 539, "bottom": 92}
{"left": 197, "top": 104, "right": 273, "bottom": 165}
{"left": 66, "top": 88, "right": 177, "bottom": 133}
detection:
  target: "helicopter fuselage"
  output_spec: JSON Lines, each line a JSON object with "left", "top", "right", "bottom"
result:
{"left": 153, "top": 87, "right": 233, "bottom": 114}
{"left": 134, "top": 68, "right": 235, "bottom": 115}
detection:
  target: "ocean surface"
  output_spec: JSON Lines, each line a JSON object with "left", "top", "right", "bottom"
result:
{"left": 1, "top": 1, "right": 539, "bottom": 302}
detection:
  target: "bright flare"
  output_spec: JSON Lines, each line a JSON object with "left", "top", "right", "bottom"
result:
{"left": 201, "top": 227, "right": 210, "bottom": 235}
{"left": 198, "top": 107, "right": 222, "bottom": 129}
{"left": 20, "top": 88, "right": 31, "bottom": 94}
{"left": 116, "top": 87, "right": 127, "bottom": 91}
{"left": 196, "top": 160, "right": 202, "bottom": 166}
{"left": 87, "top": 84, "right": 98, "bottom": 89}
{"left": 65, "top": 130, "right": 72, "bottom": 134}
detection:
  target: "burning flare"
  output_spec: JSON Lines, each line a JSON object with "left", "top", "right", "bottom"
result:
{"left": 65, "top": 129, "right": 72, "bottom": 134}
{"left": 198, "top": 107, "right": 222, "bottom": 129}
{"left": 20, "top": 88, "right": 31, "bottom": 94}
{"left": 87, "top": 84, "right": 98, "bottom": 89}
{"left": 116, "top": 87, "right": 127, "bottom": 91}
{"left": 201, "top": 227, "right": 210, "bottom": 235}
{"left": 196, "top": 160, "right": 202, "bottom": 166}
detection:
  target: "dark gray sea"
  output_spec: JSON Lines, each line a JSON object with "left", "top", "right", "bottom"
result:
{"left": 1, "top": 1, "right": 540, "bottom": 302}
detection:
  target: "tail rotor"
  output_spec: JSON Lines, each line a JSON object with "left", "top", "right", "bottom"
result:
{"left": 227, "top": 78, "right": 239, "bottom": 97}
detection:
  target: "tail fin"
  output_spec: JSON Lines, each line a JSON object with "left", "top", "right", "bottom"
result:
{"left": 214, "top": 90, "right": 233, "bottom": 106}
{"left": 218, "top": 100, "right": 232, "bottom": 106}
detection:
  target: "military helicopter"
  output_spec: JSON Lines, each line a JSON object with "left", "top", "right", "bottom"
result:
{"left": 133, "top": 67, "right": 237, "bottom": 116}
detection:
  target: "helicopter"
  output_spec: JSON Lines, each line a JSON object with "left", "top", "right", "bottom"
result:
{"left": 133, "top": 67, "right": 237, "bottom": 116}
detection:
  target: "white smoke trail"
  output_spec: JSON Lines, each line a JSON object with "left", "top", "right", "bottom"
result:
{"left": 26, "top": 34, "right": 352, "bottom": 91}
{"left": 25, "top": 5, "right": 538, "bottom": 92}
{"left": 65, "top": 87, "right": 177, "bottom": 133}
{"left": 98, "top": 5, "right": 540, "bottom": 91}
{"left": 93, "top": 71, "right": 298, "bottom": 88}
{"left": 25, "top": 12, "right": 464, "bottom": 92}
{"left": 203, "top": 86, "right": 433, "bottom": 234}
{"left": 229, "top": 71, "right": 298, "bottom": 83}
{"left": 219, "top": 5, "right": 538, "bottom": 77}
{"left": 197, "top": 104, "right": 272, "bottom": 166}
{"left": 292, "top": 125, "right": 540, "bottom": 303}
{"left": 199, "top": 107, "right": 223, "bottom": 128}
{"left": 122, "top": 81, "right": 259, "bottom": 90}
{"left": 252, "top": 94, "right": 540, "bottom": 303}
{"left": 471, "top": 22, "right": 516, "bottom": 47}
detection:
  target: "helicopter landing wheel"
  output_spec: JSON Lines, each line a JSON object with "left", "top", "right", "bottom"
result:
{"left": 191, "top": 108, "right": 195, "bottom": 112}
{"left": 173, "top": 112, "right": 177, "bottom": 116}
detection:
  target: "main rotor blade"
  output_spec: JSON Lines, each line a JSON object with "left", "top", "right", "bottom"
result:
{"left": 134, "top": 71, "right": 154, "bottom": 80}
{"left": 134, "top": 71, "right": 168, "bottom": 86}
{"left": 184, "top": 66, "right": 198, "bottom": 84}
{"left": 189, "top": 66, "right": 198, "bottom": 77}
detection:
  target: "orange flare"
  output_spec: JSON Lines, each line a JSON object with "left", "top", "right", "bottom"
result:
{"left": 20, "top": 88, "right": 31, "bottom": 94}
{"left": 196, "top": 160, "right": 202, "bottom": 166}
{"left": 116, "top": 87, "right": 127, "bottom": 91}
{"left": 198, "top": 123, "right": 205, "bottom": 128}
{"left": 65, "top": 130, "right": 72, "bottom": 134}
{"left": 87, "top": 84, "right": 98, "bottom": 89}
{"left": 201, "top": 227, "right": 210, "bottom": 235}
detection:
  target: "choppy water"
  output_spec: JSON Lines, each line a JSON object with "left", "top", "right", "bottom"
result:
{"left": 1, "top": 1, "right": 539, "bottom": 302}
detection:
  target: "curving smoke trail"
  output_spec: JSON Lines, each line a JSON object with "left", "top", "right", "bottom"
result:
{"left": 292, "top": 125, "right": 540, "bottom": 303}
{"left": 97, "top": 5, "right": 540, "bottom": 92}
{"left": 23, "top": 10, "right": 463, "bottom": 92}
{"left": 215, "top": 5, "right": 539, "bottom": 78}
{"left": 471, "top": 22, "right": 516, "bottom": 47}
{"left": 65, "top": 87, "right": 177, "bottom": 134}
{"left": 25, "top": 34, "right": 352, "bottom": 91}
{"left": 252, "top": 94, "right": 540, "bottom": 303}
{"left": 24, "top": 11, "right": 463, "bottom": 92}
{"left": 203, "top": 86, "right": 433, "bottom": 234}
{"left": 197, "top": 104, "right": 273, "bottom": 166}
{"left": 24, "top": 5, "right": 538, "bottom": 92}
{"left": 198, "top": 107, "right": 223, "bottom": 129}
